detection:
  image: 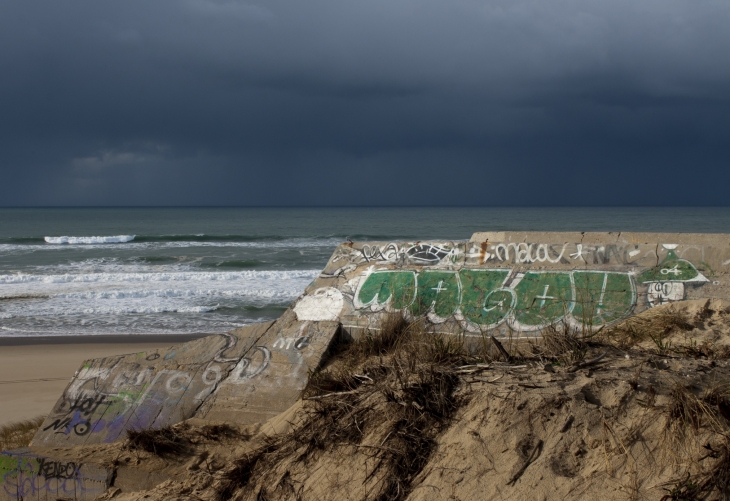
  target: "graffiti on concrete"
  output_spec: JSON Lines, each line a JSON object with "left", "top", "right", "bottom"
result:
{"left": 330, "top": 240, "right": 713, "bottom": 270}
{"left": 638, "top": 249, "right": 709, "bottom": 307}
{"left": 293, "top": 287, "right": 344, "bottom": 321}
{"left": 353, "top": 261, "right": 707, "bottom": 331}
{"left": 1, "top": 452, "right": 107, "bottom": 499}
{"left": 227, "top": 347, "right": 271, "bottom": 383}
{"left": 37, "top": 457, "right": 78, "bottom": 480}
{"left": 42, "top": 394, "right": 107, "bottom": 437}
{"left": 487, "top": 243, "right": 569, "bottom": 264}
{"left": 35, "top": 331, "right": 279, "bottom": 445}
{"left": 358, "top": 242, "right": 458, "bottom": 265}
{"left": 272, "top": 336, "right": 311, "bottom": 351}
{"left": 464, "top": 240, "right": 713, "bottom": 267}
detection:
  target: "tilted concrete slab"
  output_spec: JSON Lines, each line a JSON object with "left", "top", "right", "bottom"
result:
{"left": 288, "top": 232, "right": 730, "bottom": 338}
{"left": 29, "top": 317, "right": 339, "bottom": 448}
{"left": 31, "top": 322, "right": 274, "bottom": 447}
{"left": 194, "top": 313, "right": 339, "bottom": 423}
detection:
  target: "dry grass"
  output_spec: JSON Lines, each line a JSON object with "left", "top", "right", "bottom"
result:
{"left": 661, "top": 439, "right": 730, "bottom": 500}
{"left": 214, "top": 308, "right": 719, "bottom": 501}
{"left": 666, "top": 383, "right": 716, "bottom": 433}
{"left": 674, "top": 340, "right": 730, "bottom": 360}
{"left": 0, "top": 416, "right": 44, "bottom": 450}
{"left": 217, "top": 313, "right": 463, "bottom": 501}
{"left": 603, "top": 307, "right": 694, "bottom": 350}
{"left": 198, "top": 423, "right": 244, "bottom": 442}
{"left": 356, "top": 312, "right": 411, "bottom": 358}
{"left": 697, "top": 440, "right": 730, "bottom": 500}
{"left": 216, "top": 441, "right": 279, "bottom": 501}
{"left": 125, "top": 425, "right": 191, "bottom": 457}
{"left": 101, "top": 306, "right": 730, "bottom": 500}
{"left": 660, "top": 382, "right": 730, "bottom": 500}
{"left": 531, "top": 320, "right": 590, "bottom": 365}
{"left": 665, "top": 382, "right": 730, "bottom": 434}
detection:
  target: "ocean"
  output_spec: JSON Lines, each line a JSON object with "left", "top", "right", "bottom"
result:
{"left": 1, "top": 207, "right": 729, "bottom": 337}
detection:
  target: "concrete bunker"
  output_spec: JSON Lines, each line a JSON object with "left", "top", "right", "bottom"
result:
{"left": 3, "top": 231, "right": 730, "bottom": 500}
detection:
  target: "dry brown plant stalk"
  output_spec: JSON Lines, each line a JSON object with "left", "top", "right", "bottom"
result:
{"left": 0, "top": 416, "right": 45, "bottom": 450}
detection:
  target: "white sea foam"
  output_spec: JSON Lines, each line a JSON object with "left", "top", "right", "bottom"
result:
{"left": 32, "top": 258, "right": 164, "bottom": 275}
{"left": 0, "top": 238, "right": 341, "bottom": 254}
{"left": 0, "top": 319, "right": 251, "bottom": 336}
{"left": 56, "top": 288, "right": 301, "bottom": 300}
{"left": 0, "top": 269, "right": 318, "bottom": 285}
{"left": 0, "top": 267, "right": 315, "bottom": 336}
{"left": 65, "top": 304, "right": 221, "bottom": 315}
{"left": 0, "top": 304, "right": 220, "bottom": 317}
{"left": 0, "top": 232, "right": 333, "bottom": 335}
{"left": 44, "top": 235, "right": 136, "bottom": 244}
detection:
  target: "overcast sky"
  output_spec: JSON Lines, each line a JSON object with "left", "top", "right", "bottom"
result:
{"left": 1, "top": 0, "right": 729, "bottom": 206}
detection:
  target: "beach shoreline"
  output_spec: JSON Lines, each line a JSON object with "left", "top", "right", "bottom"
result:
{"left": 0, "top": 333, "right": 212, "bottom": 426}
{"left": 0, "top": 332, "right": 209, "bottom": 347}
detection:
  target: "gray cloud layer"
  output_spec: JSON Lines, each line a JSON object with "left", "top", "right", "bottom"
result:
{"left": 1, "top": 0, "right": 729, "bottom": 205}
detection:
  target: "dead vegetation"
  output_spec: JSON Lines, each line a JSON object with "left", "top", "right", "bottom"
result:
{"left": 0, "top": 415, "right": 44, "bottom": 450}
{"left": 123, "top": 423, "right": 247, "bottom": 459}
{"left": 198, "top": 423, "right": 243, "bottom": 441}
{"left": 125, "top": 425, "right": 192, "bottom": 458}
{"left": 665, "top": 382, "right": 730, "bottom": 433}
{"left": 214, "top": 314, "right": 463, "bottom": 501}
{"left": 529, "top": 320, "right": 591, "bottom": 366}
{"left": 603, "top": 307, "right": 694, "bottom": 350}
{"left": 52, "top": 300, "right": 730, "bottom": 500}
{"left": 205, "top": 303, "right": 730, "bottom": 501}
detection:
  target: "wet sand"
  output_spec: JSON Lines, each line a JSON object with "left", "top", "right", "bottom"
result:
{"left": 0, "top": 334, "right": 208, "bottom": 426}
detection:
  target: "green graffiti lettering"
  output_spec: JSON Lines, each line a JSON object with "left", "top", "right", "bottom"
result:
{"left": 459, "top": 269, "right": 512, "bottom": 326}
{"left": 513, "top": 272, "right": 573, "bottom": 327}
{"left": 353, "top": 265, "right": 702, "bottom": 330}
{"left": 356, "top": 271, "right": 416, "bottom": 309}
{"left": 410, "top": 271, "right": 461, "bottom": 318}
{"left": 573, "top": 272, "right": 634, "bottom": 326}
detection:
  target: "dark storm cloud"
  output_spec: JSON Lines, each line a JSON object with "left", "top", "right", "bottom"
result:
{"left": 1, "top": 0, "right": 729, "bottom": 206}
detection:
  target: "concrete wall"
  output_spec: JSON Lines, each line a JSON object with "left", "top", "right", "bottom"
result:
{"left": 0, "top": 448, "right": 110, "bottom": 501}
{"left": 22, "top": 231, "right": 730, "bottom": 452}
{"left": 8, "top": 231, "right": 730, "bottom": 500}
{"left": 194, "top": 314, "right": 339, "bottom": 423}
{"left": 30, "top": 318, "right": 339, "bottom": 447}
{"left": 292, "top": 232, "right": 730, "bottom": 337}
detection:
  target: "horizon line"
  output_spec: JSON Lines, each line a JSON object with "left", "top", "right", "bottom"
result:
{"left": 3, "top": 205, "right": 730, "bottom": 209}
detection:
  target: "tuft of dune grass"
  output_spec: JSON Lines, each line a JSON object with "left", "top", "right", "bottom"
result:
{"left": 0, "top": 416, "right": 45, "bottom": 450}
{"left": 601, "top": 306, "right": 694, "bottom": 350}
{"left": 218, "top": 313, "right": 464, "bottom": 501}
{"left": 125, "top": 425, "right": 191, "bottom": 457}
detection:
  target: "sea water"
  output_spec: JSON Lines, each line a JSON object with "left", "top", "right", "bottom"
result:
{"left": 1, "top": 207, "right": 729, "bottom": 337}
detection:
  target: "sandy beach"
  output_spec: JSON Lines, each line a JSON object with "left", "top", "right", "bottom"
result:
{"left": 0, "top": 334, "right": 207, "bottom": 426}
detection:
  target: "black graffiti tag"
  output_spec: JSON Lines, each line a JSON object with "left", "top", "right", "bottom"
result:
{"left": 43, "top": 394, "right": 107, "bottom": 436}
{"left": 69, "top": 394, "right": 107, "bottom": 415}
{"left": 37, "top": 458, "right": 78, "bottom": 480}
{"left": 42, "top": 417, "right": 93, "bottom": 436}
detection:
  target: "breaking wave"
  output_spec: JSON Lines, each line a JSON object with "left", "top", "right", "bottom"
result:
{"left": 54, "top": 288, "right": 302, "bottom": 300}
{"left": 44, "top": 235, "right": 135, "bottom": 244}
{"left": 8, "top": 233, "right": 395, "bottom": 245}
{"left": 0, "top": 269, "right": 318, "bottom": 285}
{"left": 0, "top": 237, "right": 343, "bottom": 254}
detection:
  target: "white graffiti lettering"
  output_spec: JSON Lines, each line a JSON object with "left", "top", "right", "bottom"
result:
{"left": 491, "top": 243, "right": 567, "bottom": 264}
